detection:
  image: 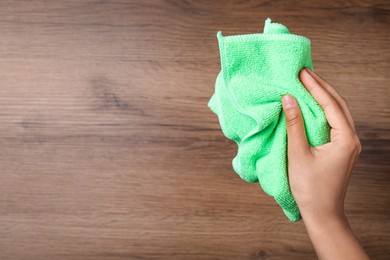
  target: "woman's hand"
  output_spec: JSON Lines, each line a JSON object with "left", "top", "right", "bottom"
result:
{"left": 281, "top": 68, "right": 369, "bottom": 259}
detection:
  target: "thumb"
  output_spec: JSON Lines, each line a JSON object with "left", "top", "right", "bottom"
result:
{"left": 282, "top": 95, "right": 310, "bottom": 156}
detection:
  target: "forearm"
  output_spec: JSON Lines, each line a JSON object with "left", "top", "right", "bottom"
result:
{"left": 303, "top": 213, "right": 369, "bottom": 260}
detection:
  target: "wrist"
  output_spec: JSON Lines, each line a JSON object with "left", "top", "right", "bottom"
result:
{"left": 304, "top": 212, "right": 349, "bottom": 234}
{"left": 298, "top": 202, "right": 345, "bottom": 225}
{"left": 300, "top": 206, "right": 349, "bottom": 235}
{"left": 301, "top": 210, "right": 369, "bottom": 259}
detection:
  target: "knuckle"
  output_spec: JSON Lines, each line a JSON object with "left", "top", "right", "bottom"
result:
{"left": 340, "top": 96, "right": 349, "bottom": 108}
{"left": 340, "top": 96, "right": 348, "bottom": 104}
{"left": 286, "top": 112, "right": 301, "bottom": 127}
{"left": 342, "top": 133, "right": 362, "bottom": 154}
{"left": 355, "top": 136, "right": 362, "bottom": 154}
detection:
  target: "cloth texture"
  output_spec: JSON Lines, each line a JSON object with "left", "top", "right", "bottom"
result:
{"left": 208, "top": 18, "right": 330, "bottom": 222}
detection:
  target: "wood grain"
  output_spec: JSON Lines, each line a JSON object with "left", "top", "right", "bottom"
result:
{"left": 0, "top": 0, "right": 389, "bottom": 259}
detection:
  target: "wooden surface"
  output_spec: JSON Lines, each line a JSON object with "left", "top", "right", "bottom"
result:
{"left": 0, "top": 0, "right": 389, "bottom": 259}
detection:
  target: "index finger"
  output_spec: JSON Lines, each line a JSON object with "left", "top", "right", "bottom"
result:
{"left": 305, "top": 68, "right": 356, "bottom": 133}
{"left": 299, "top": 69, "right": 353, "bottom": 133}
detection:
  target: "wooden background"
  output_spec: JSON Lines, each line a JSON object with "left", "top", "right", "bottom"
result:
{"left": 0, "top": 0, "right": 389, "bottom": 259}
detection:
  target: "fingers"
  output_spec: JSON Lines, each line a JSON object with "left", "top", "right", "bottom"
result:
{"left": 299, "top": 69, "right": 353, "bottom": 134}
{"left": 282, "top": 95, "right": 311, "bottom": 157}
{"left": 305, "top": 68, "right": 356, "bottom": 132}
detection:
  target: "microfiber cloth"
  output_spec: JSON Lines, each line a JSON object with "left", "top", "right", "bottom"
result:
{"left": 208, "top": 18, "right": 330, "bottom": 222}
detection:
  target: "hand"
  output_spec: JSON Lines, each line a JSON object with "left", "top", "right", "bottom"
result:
{"left": 282, "top": 68, "right": 369, "bottom": 259}
{"left": 283, "top": 68, "right": 360, "bottom": 222}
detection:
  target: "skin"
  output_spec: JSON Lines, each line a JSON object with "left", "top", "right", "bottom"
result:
{"left": 281, "top": 68, "right": 369, "bottom": 260}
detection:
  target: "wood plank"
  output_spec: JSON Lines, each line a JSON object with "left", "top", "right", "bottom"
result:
{"left": 0, "top": 0, "right": 389, "bottom": 259}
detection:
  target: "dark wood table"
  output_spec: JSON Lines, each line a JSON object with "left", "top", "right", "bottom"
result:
{"left": 0, "top": 1, "right": 389, "bottom": 259}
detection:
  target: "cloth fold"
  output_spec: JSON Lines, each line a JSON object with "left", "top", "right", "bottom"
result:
{"left": 208, "top": 18, "right": 330, "bottom": 222}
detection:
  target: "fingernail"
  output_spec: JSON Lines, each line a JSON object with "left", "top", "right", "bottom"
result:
{"left": 282, "top": 95, "right": 294, "bottom": 109}
{"left": 300, "top": 68, "right": 311, "bottom": 79}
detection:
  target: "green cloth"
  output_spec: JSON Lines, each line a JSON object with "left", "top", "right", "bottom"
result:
{"left": 208, "top": 18, "right": 330, "bottom": 222}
